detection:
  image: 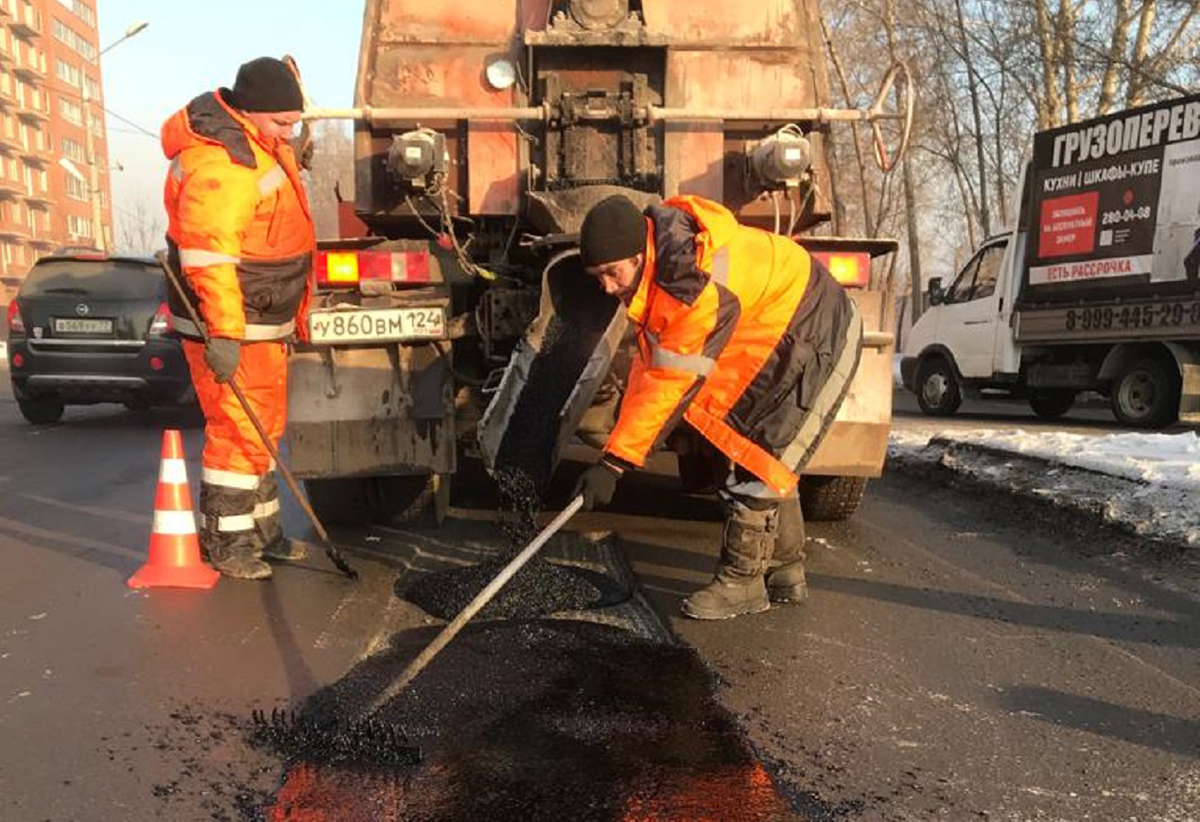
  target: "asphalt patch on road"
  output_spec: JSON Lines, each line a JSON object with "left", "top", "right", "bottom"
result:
{"left": 259, "top": 620, "right": 809, "bottom": 821}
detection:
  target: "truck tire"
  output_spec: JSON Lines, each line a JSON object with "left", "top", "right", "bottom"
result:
{"left": 799, "top": 475, "right": 868, "bottom": 521}
{"left": 1029, "top": 390, "right": 1075, "bottom": 419}
{"left": 372, "top": 474, "right": 447, "bottom": 527}
{"left": 915, "top": 357, "right": 962, "bottom": 416}
{"left": 304, "top": 477, "right": 375, "bottom": 527}
{"left": 17, "top": 395, "right": 65, "bottom": 425}
{"left": 1110, "top": 357, "right": 1180, "bottom": 429}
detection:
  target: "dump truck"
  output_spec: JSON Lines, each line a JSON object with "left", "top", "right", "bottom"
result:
{"left": 902, "top": 92, "right": 1200, "bottom": 428}
{"left": 287, "top": 0, "right": 910, "bottom": 526}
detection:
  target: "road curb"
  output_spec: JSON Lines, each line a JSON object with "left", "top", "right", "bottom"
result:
{"left": 886, "top": 437, "right": 1198, "bottom": 558}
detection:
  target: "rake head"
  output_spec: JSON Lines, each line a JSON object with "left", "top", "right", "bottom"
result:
{"left": 250, "top": 707, "right": 422, "bottom": 767}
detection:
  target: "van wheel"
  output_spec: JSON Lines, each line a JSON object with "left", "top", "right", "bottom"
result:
{"left": 800, "top": 475, "right": 868, "bottom": 521}
{"left": 17, "top": 395, "right": 65, "bottom": 425}
{"left": 1029, "top": 390, "right": 1075, "bottom": 419}
{"left": 915, "top": 357, "right": 961, "bottom": 416}
{"left": 1110, "top": 358, "right": 1179, "bottom": 428}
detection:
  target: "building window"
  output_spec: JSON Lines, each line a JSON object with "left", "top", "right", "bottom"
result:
{"left": 83, "top": 75, "right": 98, "bottom": 100}
{"left": 67, "top": 213, "right": 93, "bottom": 238}
{"left": 59, "top": 97, "right": 82, "bottom": 126}
{"left": 65, "top": 173, "right": 87, "bottom": 201}
{"left": 56, "top": 0, "right": 93, "bottom": 27}
{"left": 61, "top": 135, "right": 84, "bottom": 162}
{"left": 55, "top": 57, "right": 79, "bottom": 87}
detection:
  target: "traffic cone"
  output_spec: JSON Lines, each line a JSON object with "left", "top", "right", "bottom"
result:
{"left": 127, "top": 429, "right": 220, "bottom": 589}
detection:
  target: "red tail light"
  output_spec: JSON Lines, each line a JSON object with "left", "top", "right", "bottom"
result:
{"left": 314, "top": 249, "right": 432, "bottom": 287}
{"left": 148, "top": 302, "right": 172, "bottom": 336}
{"left": 812, "top": 251, "right": 871, "bottom": 288}
{"left": 6, "top": 300, "right": 24, "bottom": 335}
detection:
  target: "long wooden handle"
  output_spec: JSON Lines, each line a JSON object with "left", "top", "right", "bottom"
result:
{"left": 368, "top": 495, "right": 585, "bottom": 712}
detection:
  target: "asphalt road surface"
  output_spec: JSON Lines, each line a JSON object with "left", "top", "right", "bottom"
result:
{"left": 1, "top": 377, "right": 1197, "bottom": 820}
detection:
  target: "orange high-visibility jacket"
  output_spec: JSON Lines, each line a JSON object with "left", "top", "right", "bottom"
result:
{"left": 161, "top": 90, "right": 313, "bottom": 342}
{"left": 604, "top": 196, "right": 861, "bottom": 495}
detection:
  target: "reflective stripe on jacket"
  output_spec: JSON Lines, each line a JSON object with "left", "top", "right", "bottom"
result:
{"left": 161, "top": 90, "right": 313, "bottom": 342}
{"left": 604, "top": 196, "right": 861, "bottom": 495}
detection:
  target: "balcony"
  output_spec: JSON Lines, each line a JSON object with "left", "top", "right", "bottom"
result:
{"left": 19, "top": 142, "right": 49, "bottom": 166}
{"left": 16, "top": 104, "right": 47, "bottom": 125}
{"left": 9, "top": 10, "right": 42, "bottom": 40}
{"left": 0, "top": 131, "right": 20, "bottom": 153}
{"left": 28, "top": 234, "right": 55, "bottom": 249}
{"left": 22, "top": 190, "right": 51, "bottom": 209}
{"left": 0, "top": 224, "right": 28, "bottom": 241}
{"left": 12, "top": 59, "right": 43, "bottom": 84}
{"left": 0, "top": 176, "right": 22, "bottom": 198}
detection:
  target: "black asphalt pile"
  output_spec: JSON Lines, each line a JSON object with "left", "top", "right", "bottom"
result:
{"left": 257, "top": 620, "right": 804, "bottom": 820}
{"left": 398, "top": 469, "right": 613, "bottom": 620}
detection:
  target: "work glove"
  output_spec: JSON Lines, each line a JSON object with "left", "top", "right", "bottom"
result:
{"left": 205, "top": 337, "right": 241, "bottom": 384}
{"left": 572, "top": 459, "right": 624, "bottom": 511}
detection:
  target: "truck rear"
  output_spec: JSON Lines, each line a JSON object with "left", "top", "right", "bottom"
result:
{"left": 288, "top": 0, "right": 907, "bottom": 524}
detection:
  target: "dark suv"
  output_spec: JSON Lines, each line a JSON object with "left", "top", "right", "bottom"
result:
{"left": 5, "top": 254, "right": 195, "bottom": 424}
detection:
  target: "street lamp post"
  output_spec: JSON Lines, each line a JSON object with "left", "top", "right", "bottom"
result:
{"left": 82, "top": 22, "right": 148, "bottom": 252}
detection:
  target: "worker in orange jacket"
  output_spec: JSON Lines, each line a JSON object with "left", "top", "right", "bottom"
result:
{"left": 161, "top": 57, "right": 313, "bottom": 580}
{"left": 574, "top": 195, "right": 862, "bottom": 619}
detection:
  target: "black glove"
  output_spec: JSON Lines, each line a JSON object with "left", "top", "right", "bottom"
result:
{"left": 205, "top": 337, "right": 241, "bottom": 384}
{"left": 573, "top": 459, "right": 623, "bottom": 511}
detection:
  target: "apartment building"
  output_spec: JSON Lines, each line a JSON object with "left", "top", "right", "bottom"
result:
{"left": 0, "top": 0, "right": 111, "bottom": 304}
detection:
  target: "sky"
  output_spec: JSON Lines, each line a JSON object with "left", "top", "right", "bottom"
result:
{"left": 96, "top": 1, "right": 364, "bottom": 245}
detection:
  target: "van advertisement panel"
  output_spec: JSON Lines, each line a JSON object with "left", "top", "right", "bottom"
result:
{"left": 1024, "top": 93, "right": 1200, "bottom": 297}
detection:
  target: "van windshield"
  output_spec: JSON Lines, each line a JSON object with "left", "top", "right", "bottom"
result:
{"left": 20, "top": 259, "right": 163, "bottom": 300}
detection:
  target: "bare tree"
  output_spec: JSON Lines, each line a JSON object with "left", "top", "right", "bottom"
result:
{"left": 117, "top": 197, "right": 165, "bottom": 255}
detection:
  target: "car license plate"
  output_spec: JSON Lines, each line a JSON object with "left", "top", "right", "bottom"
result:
{"left": 308, "top": 306, "right": 446, "bottom": 344}
{"left": 53, "top": 317, "right": 113, "bottom": 334}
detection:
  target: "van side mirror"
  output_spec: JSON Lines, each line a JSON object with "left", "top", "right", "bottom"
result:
{"left": 927, "top": 277, "right": 944, "bottom": 306}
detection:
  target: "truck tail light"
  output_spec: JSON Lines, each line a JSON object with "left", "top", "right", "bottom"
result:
{"left": 7, "top": 300, "right": 24, "bottom": 335}
{"left": 314, "top": 250, "right": 431, "bottom": 287}
{"left": 812, "top": 251, "right": 871, "bottom": 288}
{"left": 148, "top": 302, "right": 172, "bottom": 336}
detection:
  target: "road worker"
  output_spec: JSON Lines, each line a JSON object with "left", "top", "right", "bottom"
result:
{"left": 573, "top": 195, "right": 862, "bottom": 619}
{"left": 161, "top": 57, "right": 313, "bottom": 579}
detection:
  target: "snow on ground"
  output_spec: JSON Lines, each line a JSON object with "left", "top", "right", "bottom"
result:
{"left": 889, "top": 427, "right": 1200, "bottom": 549}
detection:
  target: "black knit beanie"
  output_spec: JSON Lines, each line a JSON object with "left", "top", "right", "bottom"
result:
{"left": 580, "top": 195, "right": 647, "bottom": 267}
{"left": 224, "top": 57, "right": 304, "bottom": 113}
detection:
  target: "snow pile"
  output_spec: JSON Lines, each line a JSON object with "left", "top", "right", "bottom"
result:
{"left": 889, "top": 428, "right": 1200, "bottom": 548}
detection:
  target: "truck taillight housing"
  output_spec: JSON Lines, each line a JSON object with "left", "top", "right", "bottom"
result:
{"left": 811, "top": 251, "right": 871, "bottom": 288}
{"left": 314, "top": 250, "right": 431, "bottom": 288}
{"left": 148, "top": 302, "right": 172, "bottom": 336}
{"left": 6, "top": 300, "right": 24, "bottom": 335}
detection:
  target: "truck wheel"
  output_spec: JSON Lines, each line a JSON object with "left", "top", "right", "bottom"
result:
{"left": 304, "top": 477, "right": 375, "bottom": 527}
{"left": 1110, "top": 358, "right": 1180, "bottom": 429}
{"left": 915, "top": 357, "right": 961, "bottom": 416}
{"left": 799, "top": 475, "right": 868, "bottom": 521}
{"left": 1029, "top": 390, "right": 1075, "bottom": 419}
{"left": 372, "top": 474, "right": 447, "bottom": 527}
{"left": 17, "top": 395, "right": 65, "bottom": 425}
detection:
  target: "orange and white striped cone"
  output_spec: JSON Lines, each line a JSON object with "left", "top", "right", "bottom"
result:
{"left": 127, "top": 429, "right": 220, "bottom": 590}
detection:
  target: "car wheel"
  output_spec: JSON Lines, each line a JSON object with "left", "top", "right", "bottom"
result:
{"left": 1110, "top": 358, "right": 1179, "bottom": 428}
{"left": 17, "top": 395, "right": 65, "bottom": 425}
{"left": 915, "top": 357, "right": 962, "bottom": 416}
{"left": 1029, "top": 390, "right": 1075, "bottom": 419}
{"left": 800, "top": 475, "right": 868, "bottom": 521}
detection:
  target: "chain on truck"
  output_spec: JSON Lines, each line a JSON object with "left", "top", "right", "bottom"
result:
{"left": 285, "top": 0, "right": 912, "bottom": 526}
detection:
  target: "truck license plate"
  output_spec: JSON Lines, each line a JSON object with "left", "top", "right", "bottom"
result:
{"left": 53, "top": 317, "right": 113, "bottom": 334}
{"left": 307, "top": 307, "right": 445, "bottom": 344}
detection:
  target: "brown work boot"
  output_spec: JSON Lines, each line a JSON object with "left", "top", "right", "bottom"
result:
{"left": 205, "top": 533, "right": 272, "bottom": 580}
{"left": 681, "top": 502, "right": 776, "bottom": 620}
{"left": 262, "top": 538, "right": 309, "bottom": 562}
{"left": 766, "top": 492, "right": 808, "bottom": 603}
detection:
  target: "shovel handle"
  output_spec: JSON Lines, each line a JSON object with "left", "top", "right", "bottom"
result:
{"left": 369, "top": 494, "right": 586, "bottom": 710}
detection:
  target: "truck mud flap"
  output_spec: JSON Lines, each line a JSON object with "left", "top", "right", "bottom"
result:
{"left": 477, "top": 249, "right": 627, "bottom": 489}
